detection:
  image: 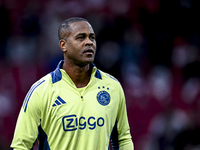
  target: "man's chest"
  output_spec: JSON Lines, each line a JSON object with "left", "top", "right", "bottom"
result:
{"left": 42, "top": 84, "right": 119, "bottom": 131}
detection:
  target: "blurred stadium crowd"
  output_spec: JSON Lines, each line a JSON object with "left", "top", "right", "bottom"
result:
{"left": 1, "top": 0, "right": 200, "bottom": 149}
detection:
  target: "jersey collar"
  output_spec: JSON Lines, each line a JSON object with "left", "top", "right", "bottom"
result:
{"left": 51, "top": 60, "right": 102, "bottom": 84}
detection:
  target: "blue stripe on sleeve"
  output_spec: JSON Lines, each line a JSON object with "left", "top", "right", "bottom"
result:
{"left": 23, "top": 80, "right": 45, "bottom": 112}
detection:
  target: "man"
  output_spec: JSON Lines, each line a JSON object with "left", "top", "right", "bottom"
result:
{"left": 10, "top": 17, "right": 134, "bottom": 150}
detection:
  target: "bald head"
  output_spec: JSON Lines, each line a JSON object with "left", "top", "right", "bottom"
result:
{"left": 58, "top": 17, "right": 89, "bottom": 40}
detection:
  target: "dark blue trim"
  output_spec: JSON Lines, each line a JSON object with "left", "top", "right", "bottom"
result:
{"left": 91, "top": 63, "right": 102, "bottom": 79}
{"left": 38, "top": 125, "right": 50, "bottom": 150}
{"left": 50, "top": 60, "right": 63, "bottom": 84}
{"left": 51, "top": 60, "right": 102, "bottom": 84}
{"left": 95, "top": 69, "right": 102, "bottom": 79}
{"left": 110, "top": 121, "right": 119, "bottom": 150}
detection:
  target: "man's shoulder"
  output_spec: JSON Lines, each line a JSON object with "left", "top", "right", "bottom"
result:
{"left": 30, "top": 73, "right": 52, "bottom": 92}
{"left": 98, "top": 69, "right": 120, "bottom": 84}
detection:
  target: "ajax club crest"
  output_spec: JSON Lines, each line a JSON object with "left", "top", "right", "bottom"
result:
{"left": 97, "top": 86, "right": 110, "bottom": 106}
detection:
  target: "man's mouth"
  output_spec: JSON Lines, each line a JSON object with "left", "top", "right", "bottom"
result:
{"left": 83, "top": 48, "right": 94, "bottom": 54}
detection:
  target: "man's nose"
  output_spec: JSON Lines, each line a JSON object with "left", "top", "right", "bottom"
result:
{"left": 85, "top": 37, "right": 93, "bottom": 46}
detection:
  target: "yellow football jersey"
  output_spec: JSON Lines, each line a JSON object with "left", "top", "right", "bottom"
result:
{"left": 11, "top": 60, "right": 133, "bottom": 150}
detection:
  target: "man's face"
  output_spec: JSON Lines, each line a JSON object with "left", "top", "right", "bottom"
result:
{"left": 63, "top": 21, "right": 96, "bottom": 67}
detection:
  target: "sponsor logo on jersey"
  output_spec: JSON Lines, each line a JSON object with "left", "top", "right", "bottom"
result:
{"left": 52, "top": 96, "right": 66, "bottom": 107}
{"left": 96, "top": 86, "right": 110, "bottom": 106}
{"left": 62, "top": 114, "right": 104, "bottom": 131}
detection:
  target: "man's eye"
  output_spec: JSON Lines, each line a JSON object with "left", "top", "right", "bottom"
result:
{"left": 90, "top": 36, "right": 95, "bottom": 40}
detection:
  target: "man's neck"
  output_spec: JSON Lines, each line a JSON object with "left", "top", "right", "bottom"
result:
{"left": 62, "top": 61, "right": 92, "bottom": 88}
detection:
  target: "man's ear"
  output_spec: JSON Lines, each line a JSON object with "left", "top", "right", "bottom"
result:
{"left": 59, "top": 39, "right": 67, "bottom": 52}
